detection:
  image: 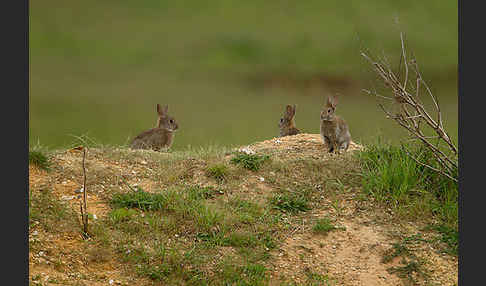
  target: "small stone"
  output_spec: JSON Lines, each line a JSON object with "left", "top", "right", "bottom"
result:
{"left": 259, "top": 177, "right": 265, "bottom": 182}
{"left": 109, "top": 279, "right": 114, "bottom": 285}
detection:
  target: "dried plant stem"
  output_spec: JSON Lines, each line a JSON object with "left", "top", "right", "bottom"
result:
{"left": 81, "top": 147, "right": 89, "bottom": 237}
{"left": 362, "top": 32, "right": 458, "bottom": 182}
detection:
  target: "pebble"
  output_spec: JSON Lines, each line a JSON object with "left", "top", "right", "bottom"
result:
{"left": 238, "top": 147, "right": 255, "bottom": 155}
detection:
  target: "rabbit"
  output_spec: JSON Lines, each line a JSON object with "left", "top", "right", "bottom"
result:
{"left": 279, "top": 104, "right": 301, "bottom": 137}
{"left": 320, "top": 96, "right": 351, "bottom": 154}
{"left": 130, "top": 104, "right": 179, "bottom": 151}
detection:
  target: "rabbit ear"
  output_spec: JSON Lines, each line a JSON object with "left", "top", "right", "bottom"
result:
{"left": 157, "top": 104, "right": 169, "bottom": 115}
{"left": 292, "top": 104, "right": 297, "bottom": 114}
{"left": 285, "top": 105, "right": 294, "bottom": 118}
{"left": 332, "top": 96, "right": 338, "bottom": 106}
{"left": 326, "top": 96, "right": 337, "bottom": 108}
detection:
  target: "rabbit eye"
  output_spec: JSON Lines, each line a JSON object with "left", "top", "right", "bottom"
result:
{"left": 280, "top": 118, "right": 283, "bottom": 123}
{"left": 169, "top": 119, "right": 174, "bottom": 124}
{"left": 328, "top": 109, "right": 331, "bottom": 113}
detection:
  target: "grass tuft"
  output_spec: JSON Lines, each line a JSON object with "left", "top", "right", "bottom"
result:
{"left": 231, "top": 152, "right": 270, "bottom": 171}
{"left": 432, "top": 224, "right": 458, "bottom": 255}
{"left": 29, "top": 150, "right": 50, "bottom": 171}
{"left": 270, "top": 191, "right": 311, "bottom": 214}
{"left": 109, "top": 208, "right": 138, "bottom": 223}
{"left": 357, "top": 142, "right": 458, "bottom": 228}
{"left": 206, "top": 164, "right": 229, "bottom": 182}
{"left": 110, "top": 188, "right": 169, "bottom": 211}
{"left": 312, "top": 218, "right": 345, "bottom": 235}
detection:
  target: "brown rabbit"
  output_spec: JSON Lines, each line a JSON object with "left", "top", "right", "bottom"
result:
{"left": 130, "top": 104, "right": 179, "bottom": 151}
{"left": 320, "top": 96, "right": 351, "bottom": 154}
{"left": 279, "top": 104, "right": 300, "bottom": 137}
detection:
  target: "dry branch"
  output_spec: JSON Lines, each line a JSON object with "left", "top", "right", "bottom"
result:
{"left": 362, "top": 32, "right": 458, "bottom": 182}
{"left": 80, "top": 147, "right": 89, "bottom": 237}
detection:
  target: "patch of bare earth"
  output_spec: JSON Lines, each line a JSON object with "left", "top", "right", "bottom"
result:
{"left": 29, "top": 149, "right": 158, "bottom": 286}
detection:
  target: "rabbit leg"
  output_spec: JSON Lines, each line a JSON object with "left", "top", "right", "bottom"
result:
{"left": 328, "top": 143, "right": 335, "bottom": 153}
{"left": 323, "top": 136, "right": 334, "bottom": 153}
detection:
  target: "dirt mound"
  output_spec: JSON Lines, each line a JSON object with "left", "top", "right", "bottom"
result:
{"left": 28, "top": 135, "right": 457, "bottom": 285}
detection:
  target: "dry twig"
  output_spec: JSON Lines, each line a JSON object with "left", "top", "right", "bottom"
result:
{"left": 361, "top": 33, "right": 458, "bottom": 182}
{"left": 80, "top": 147, "right": 89, "bottom": 237}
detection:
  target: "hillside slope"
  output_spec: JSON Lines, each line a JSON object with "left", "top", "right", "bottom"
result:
{"left": 29, "top": 134, "right": 457, "bottom": 286}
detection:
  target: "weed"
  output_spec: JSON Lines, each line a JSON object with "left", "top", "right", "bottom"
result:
{"left": 110, "top": 188, "right": 169, "bottom": 211}
{"left": 231, "top": 152, "right": 270, "bottom": 171}
{"left": 206, "top": 164, "right": 229, "bottom": 182}
{"left": 387, "top": 260, "right": 428, "bottom": 285}
{"left": 228, "top": 198, "right": 263, "bottom": 224}
{"left": 312, "top": 218, "right": 344, "bottom": 235}
{"left": 109, "top": 208, "right": 138, "bottom": 223}
{"left": 382, "top": 242, "right": 411, "bottom": 263}
{"left": 224, "top": 232, "right": 259, "bottom": 248}
{"left": 29, "top": 150, "right": 50, "bottom": 170}
{"left": 270, "top": 191, "right": 311, "bottom": 214}
{"left": 431, "top": 224, "right": 458, "bottom": 255}
{"left": 330, "top": 199, "right": 343, "bottom": 216}
{"left": 304, "top": 268, "right": 335, "bottom": 286}
{"left": 218, "top": 259, "right": 267, "bottom": 286}
{"left": 187, "top": 185, "right": 222, "bottom": 200}
{"left": 381, "top": 235, "right": 431, "bottom": 284}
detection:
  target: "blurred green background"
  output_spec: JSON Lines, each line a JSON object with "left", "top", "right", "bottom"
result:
{"left": 29, "top": 0, "right": 457, "bottom": 150}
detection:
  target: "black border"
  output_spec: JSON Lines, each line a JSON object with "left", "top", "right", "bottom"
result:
{"left": 458, "top": 0, "right": 480, "bottom": 285}
{"left": 5, "top": 0, "right": 30, "bottom": 284}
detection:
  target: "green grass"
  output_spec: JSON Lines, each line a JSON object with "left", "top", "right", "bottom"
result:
{"left": 231, "top": 152, "right": 270, "bottom": 171}
{"left": 110, "top": 188, "right": 170, "bottom": 211}
{"left": 97, "top": 182, "right": 285, "bottom": 284}
{"left": 430, "top": 224, "right": 458, "bottom": 255}
{"left": 29, "top": 150, "right": 50, "bottom": 171}
{"left": 269, "top": 190, "right": 311, "bottom": 214}
{"left": 109, "top": 208, "right": 138, "bottom": 224}
{"left": 206, "top": 164, "right": 229, "bottom": 182}
{"left": 312, "top": 218, "right": 345, "bottom": 235}
{"left": 381, "top": 234, "right": 430, "bottom": 284}
{"left": 304, "top": 269, "right": 336, "bottom": 286}
{"left": 356, "top": 141, "right": 458, "bottom": 228}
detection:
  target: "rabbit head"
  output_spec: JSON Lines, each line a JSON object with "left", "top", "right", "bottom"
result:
{"left": 279, "top": 104, "right": 296, "bottom": 129}
{"left": 156, "top": 104, "right": 179, "bottom": 132}
{"left": 320, "top": 96, "right": 337, "bottom": 122}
